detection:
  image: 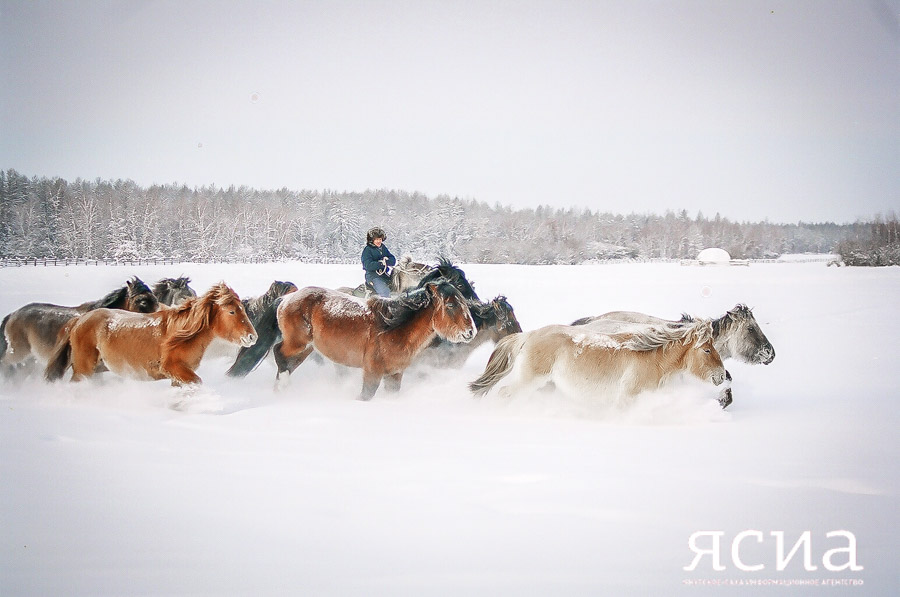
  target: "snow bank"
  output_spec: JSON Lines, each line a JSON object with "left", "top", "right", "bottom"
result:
{"left": 1, "top": 261, "right": 896, "bottom": 596}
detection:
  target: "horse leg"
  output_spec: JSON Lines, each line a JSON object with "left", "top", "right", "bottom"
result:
{"left": 162, "top": 359, "right": 202, "bottom": 386}
{"left": 384, "top": 372, "right": 403, "bottom": 392}
{"left": 69, "top": 346, "right": 100, "bottom": 382}
{"left": 359, "top": 370, "right": 382, "bottom": 401}
{"left": 718, "top": 370, "right": 733, "bottom": 409}
{"left": 273, "top": 341, "right": 314, "bottom": 389}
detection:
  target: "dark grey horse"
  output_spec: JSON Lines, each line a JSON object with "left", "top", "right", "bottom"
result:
{"left": 152, "top": 276, "right": 197, "bottom": 306}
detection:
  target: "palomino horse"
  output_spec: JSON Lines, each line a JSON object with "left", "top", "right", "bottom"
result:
{"left": 416, "top": 295, "right": 522, "bottom": 369}
{"left": 44, "top": 282, "right": 257, "bottom": 386}
{"left": 219, "top": 280, "right": 299, "bottom": 376}
{"left": 274, "top": 280, "right": 477, "bottom": 400}
{"left": 469, "top": 319, "right": 726, "bottom": 402}
{"left": 0, "top": 277, "right": 159, "bottom": 377}
{"left": 152, "top": 276, "right": 197, "bottom": 306}
{"left": 571, "top": 304, "right": 774, "bottom": 407}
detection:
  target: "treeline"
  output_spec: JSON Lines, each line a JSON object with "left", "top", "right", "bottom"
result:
{"left": 835, "top": 214, "right": 900, "bottom": 266}
{"left": 0, "top": 169, "right": 868, "bottom": 264}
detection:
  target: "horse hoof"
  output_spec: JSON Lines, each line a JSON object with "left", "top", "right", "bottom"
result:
{"left": 718, "top": 390, "right": 733, "bottom": 409}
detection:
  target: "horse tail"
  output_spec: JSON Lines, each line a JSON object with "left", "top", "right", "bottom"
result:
{"left": 226, "top": 296, "right": 283, "bottom": 378}
{"left": 0, "top": 314, "right": 9, "bottom": 363}
{"left": 45, "top": 335, "right": 73, "bottom": 382}
{"left": 468, "top": 332, "right": 526, "bottom": 397}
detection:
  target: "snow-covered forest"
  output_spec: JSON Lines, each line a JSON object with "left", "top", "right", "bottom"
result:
{"left": 0, "top": 169, "right": 867, "bottom": 264}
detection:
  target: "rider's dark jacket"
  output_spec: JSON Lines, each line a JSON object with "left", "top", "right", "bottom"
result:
{"left": 361, "top": 242, "right": 397, "bottom": 281}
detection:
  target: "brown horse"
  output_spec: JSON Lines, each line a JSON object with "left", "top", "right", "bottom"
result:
{"left": 1, "top": 277, "right": 159, "bottom": 378}
{"left": 274, "top": 280, "right": 477, "bottom": 400}
{"left": 469, "top": 319, "right": 726, "bottom": 402}
{"left": 44, "top": 282, "right": 257, "bottom": 386}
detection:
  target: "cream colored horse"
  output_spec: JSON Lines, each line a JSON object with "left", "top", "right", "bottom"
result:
{"left": 469, "top": 319, "right": 726, "bottom": 402}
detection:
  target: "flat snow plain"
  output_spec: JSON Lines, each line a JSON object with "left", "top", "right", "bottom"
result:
{"left": 1, "top": 261, "right": 897, "bottom": 596}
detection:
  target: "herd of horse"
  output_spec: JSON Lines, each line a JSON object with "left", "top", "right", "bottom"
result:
{"left": 0, "top": 258, "right": 775, "bottom": 408}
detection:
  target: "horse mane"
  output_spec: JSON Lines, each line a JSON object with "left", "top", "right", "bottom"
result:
{"left": 164, "top": 282, "right": 238, "bottom": 349}
{"left": 152, "top": 276, "right": 191, "bottom": 296}
{"left": 466, "top": 299, "right": 495, "bottom": 327}
{"left": 621, "top": 319, "right": 714, "bottom": 351}
{"left": 706, "top": 304, "right": 754, "bottom": 337}
{"left": 244, "top": 281, "right": 297, "bottom": 321}
{"left": 466, "top": 295, "right": 511, "bottom": 327}
{"left": 369, "top": 285, "right": 435, "bottom": 332}
{"left": 416, "top": 257, "right": 479, "bottom": 301}
{"left": 92, "top": 277, "right": 152, "bottom": 309}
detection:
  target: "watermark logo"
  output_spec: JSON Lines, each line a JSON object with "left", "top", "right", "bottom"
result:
{"left": 684, "top": 530, "right": 863, "bottom": 573}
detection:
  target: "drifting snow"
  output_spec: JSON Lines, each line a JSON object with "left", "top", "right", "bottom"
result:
{"left": 1, "top": 261, "right": 897, "bottom": 596}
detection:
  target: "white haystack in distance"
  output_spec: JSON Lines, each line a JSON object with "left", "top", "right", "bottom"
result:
{"left": 697, "top": 247, "right": 731, "bottom": 264}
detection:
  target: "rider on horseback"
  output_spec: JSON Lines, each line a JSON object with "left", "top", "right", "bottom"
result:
{"left": 362, "top": 227, "right": 396, "bottom": 297}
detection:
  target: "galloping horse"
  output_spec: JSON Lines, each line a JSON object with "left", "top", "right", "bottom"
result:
{"left": 152, "top": 276, "right": 197, "bottom": 306}
{"left": 416, "top": 295, "right": 522, "bottom": 368}
{"left": 571, "top": 304, "right": 774, "bottom": 407}
{"left": 0, "top": 277, "right": 159, "bottom": 377}
{"left": 44, "top": 282, "right": 257, "bottom": 386}
{"left": 571, "top": 304, "right": 774, "bottom": 364}
{"left": 469, "top": 319, "right": 726, "bottom": 403}
{"left": 274, "top": 280, "right": 477, "bottom": 400}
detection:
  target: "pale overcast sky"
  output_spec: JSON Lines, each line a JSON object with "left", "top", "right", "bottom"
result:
{"left": 1, "top": 0, "right": 897, "bottom": 223}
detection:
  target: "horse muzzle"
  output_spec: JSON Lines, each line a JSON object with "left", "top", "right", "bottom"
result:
{"left": 454, "top": 329, "right": 475, "bottom": 343}
{"left": 240, "top": 333, "right": 258, "bottom": 347}
{"left": 711, "top": 369, "right": 726, "bottom": 386}
{"left": 757, "top": 347, "right": 775, "bottom": 365}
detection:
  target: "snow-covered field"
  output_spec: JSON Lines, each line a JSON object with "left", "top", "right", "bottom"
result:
{"left": 1, "top": 261, "right": 897, "bottom": 596}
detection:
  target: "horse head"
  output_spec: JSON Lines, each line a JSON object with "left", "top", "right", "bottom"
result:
{"left": 718, "top": 304, "right": 775, "bottom": 365}
{"left": 205, "top": 283, "right": 257, "bottom": 347}
{"left": 269, "top": 281, "right": 299, "bottom": 299}
{"left": 153, "top": 276, "right": 197, "bottom": 306}
{"left": 125, "top": 277, "right": 160, "bottom": 313}
{"left": 485, "top": 295, "right": 522, "bottom": 341}
{"left": 426, "top": 280, "right": 477, "bottom": 344}
{"left": 683, "top": 321, "right": 726, "bottom": 386}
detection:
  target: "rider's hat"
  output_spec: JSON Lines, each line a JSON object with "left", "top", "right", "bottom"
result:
{"left": 367, "top": 227, "right": 387, "bottom": 244}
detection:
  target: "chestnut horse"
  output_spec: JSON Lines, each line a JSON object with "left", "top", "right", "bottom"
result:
{"left": 44, "top": 282, "right": 257, "bottom": 386}
{"left": 274, "top": 280, "right": 477, "bottom": 400}
{"left": 469, "top": 319, "right": 726, "bottom": 402}
{"left": 0, "top": 277, "right": 159, "bottom": 378}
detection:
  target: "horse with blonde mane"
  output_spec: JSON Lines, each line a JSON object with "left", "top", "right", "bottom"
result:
{"left": 469, "top": 319, "right": 726, "bottom": 402}
{"left": 45, "top": 282, "right": 257, "bottom": 386}
{"left": 571, "top": 304, "right": 775, "bottom": 407}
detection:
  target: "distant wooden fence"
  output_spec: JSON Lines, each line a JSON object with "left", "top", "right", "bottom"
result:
{"left": 0, "top": 256, "right": 357, "bottom": 268}
{"left": 0, "top": 257, "right": 181, "bottom": 268}
{"left": 1, "top": 256, "right": 837, "bottom": 268}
